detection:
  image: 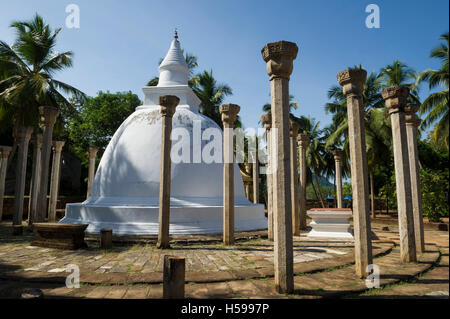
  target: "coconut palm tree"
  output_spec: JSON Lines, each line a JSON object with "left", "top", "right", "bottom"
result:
{"left": 325, "top": 72, "right": 384, "bottom": 148}
{"left": 0, "top": 14, "right": 86, "bottom": 160}
{"left": 191, "top": 70, "right": 233, "bottom": 128}
{"left": 325, "top": 70, "right": 389, "bottom": 215}
{"left": 365, "top": 107, "right": 392, "bottom": 216}
{"left": 417, "top": 32, "right": 449, "bottom": 149}
{"left": 379, "top": 60, "right": 420, "bottom": 103}
{"left": 295, "top": 115, "right": 328, "bottom": 207}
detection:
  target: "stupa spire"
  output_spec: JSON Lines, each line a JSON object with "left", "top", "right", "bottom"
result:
{"left": 157, "top": 30, "right": 189, "bottom": 87}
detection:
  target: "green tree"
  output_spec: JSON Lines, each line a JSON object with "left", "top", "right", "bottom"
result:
{"left": 379, "top": 60, "right": 420, "bottom": 103}
{"left": 325, "top": 70, "right": 390, "bottom": 214}
{"left": 0, "top": 14, "right": 86, "bottom": 159}
{"left": 296, "top": 116, "right": 328, "bottom": 207}
{"left": 64, "top": 91, "right": 141, "bottom": 166}
{"left": 420, "top": 168, "right": 449, "bottom": 222}
{"left": 191, "top": 70, "right": 233, "bottom": 128}
{"left": 325, "top": 71, "right": 385, "bottom": 149}
{"left": 417, "top": 32, "right": 449, "bottom": 149}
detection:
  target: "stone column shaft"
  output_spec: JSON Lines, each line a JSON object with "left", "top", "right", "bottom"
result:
{"left": 87, "top": 146, "right": 99, "bottom": 198}
{"left": 383, "top": 87, "right": 417, "bottom": 262}
{"left": 262, "top": 40, "right": 298, "bottom": 294}
{"left": 220, "top": 104, "right": 240, "bottom": 245}
{"left": 48, "top": 141, "right": 65, "bottom": 222}
{"left": 405, "top": 104, "right": 425, "bottom": 253}
{"left": 261, "top": 113, "right": 273, "bottom": 240}
{"left": 163, "top": 255, "right": 185, "bottom": 299}
{"left": 0, "top": 146, "right": 12, "bottom": 221}
{"left": 244, "top": 182, "right": 251, "bottom": 200}
{"left": 333, "top": 149, "right": 344, "bottom": 208}
{"left": 266, "top": 129, "right": 273, "bottom": 240}
{"left": 338, "top": 68, "right": 373, "bottom": 278}
{"left": 28, "top": 134, "right": 42, "bottom": 224}
{"left": 36, "top": 106, "right": 60, "bottom": 222}
{"left": 290, "top": 122, "right": 300, "bottom": 236}
{"left": 298, "top": 134, "right": 309, "bottom": 230}
{"left": 252, "top": 149, "right": 259, "bottom": 204}
{"left": 13, "top": 126, "right": 33, "bottom": 226}
{"left": 157, "top": 95, "right": 179, "bottom": 249}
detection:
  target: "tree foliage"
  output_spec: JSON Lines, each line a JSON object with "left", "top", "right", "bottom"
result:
{"left": 420, "top": 168, "right": 449, "bottom": 222}
{"left": 64, "top": 91, "right": 141, "bottom": 166}
{"left": 417, "top": 32, "right": 449, "bottom": 149}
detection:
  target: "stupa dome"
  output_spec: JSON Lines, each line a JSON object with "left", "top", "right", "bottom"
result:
{"left": 61, "top": 33, "right": 266, "bottom": 235}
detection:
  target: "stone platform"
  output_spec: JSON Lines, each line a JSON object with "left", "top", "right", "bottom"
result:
{"left": 307, "top": 208, "right": 354, "bottom": 239}
{"left": 31, "top": 223, "right": 88, "bottom": 250}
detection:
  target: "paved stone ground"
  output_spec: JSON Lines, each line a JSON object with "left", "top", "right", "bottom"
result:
{"left": 0, "top": 222, "right": 354, "bottom": 275}
{"left": 0, "top": 221, "right": 447, "bottom": 299}
{"left": 349, "top": 228, "right": 449, "bottom": 299}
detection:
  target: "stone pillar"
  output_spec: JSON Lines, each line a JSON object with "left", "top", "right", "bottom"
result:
{"left": 405, "top": 104, "right": 425, "bottom": 254}
{"left": 337, "top": 68, "right": 373, "bottom": 277}
{"left": 219, "top": 104, "right": 240, "bottom": 245}
{"left": 12, "top": 126, "right": 33, "bottom": 227}
{"left": 36, "top": 106, "right": 60, "bottom": 222}
{"left": 251, "top": 147, "right": 259, "bottom": 204}
{"left": 261, "top": 113, "right": 273, "bottom": 240}
{"left": 298, "top": 134, "right": 309, "bottom": 230}
{"left": 157, "top": 95, "right": 179, "bottom": 249}
{"left": 28, "top": 134, "right": 43, "bottom": 224}
{"left": 87, "top": 146, "right": 99, "bottom": 198}
{"left": 0, "top": 146, "right": 12, "bottom": 221}
{"left": 245, "top": 183, "right": 251, "bottom": 200}
{"left": 332, "top": 149, "right": 344, "bottom": 208}
{"left": 48, "top": 141, "right": 65, "bottom": 222}
{"left": 290, "top": 122, "right": 300, "bottom": 236}
{"left": 382, "top": 86, "right": 417, "bottom": 262}
{"left": 262, "top": 40, "right": 298, "bottom": 293}
{"left": 163, "top": 255, "right": 185, "bottom": 299}
{"left": 100, "top": 228, "right": 113, "bottom": 249}
{"left": 244, "top": 162, "right": 252, "bottom": 200}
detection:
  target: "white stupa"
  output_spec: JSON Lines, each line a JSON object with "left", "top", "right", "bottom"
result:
{"left": 60, "top": 32, "right": 267, "bottom": 235}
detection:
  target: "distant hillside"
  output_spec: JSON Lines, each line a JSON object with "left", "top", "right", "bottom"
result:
{"left": 312, "top": 173, "right": 334, "bottom": 188}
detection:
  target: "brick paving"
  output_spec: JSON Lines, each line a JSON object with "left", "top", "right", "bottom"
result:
{"left": 0, "top": 221, "right": 447, "bottom": 299}
{"left": 0, "top": 221, "right": 354, "bottom": 277}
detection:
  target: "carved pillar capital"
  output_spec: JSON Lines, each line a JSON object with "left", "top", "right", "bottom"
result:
{"left": 88, "top": 146, "right": 99, "bottom": 159}
{"left": 289, "top": 122, "right": 300, "bottom": 138}
{"left": 261, "top": 41, "right": 298, "bottom": 80}
{"left": 337, "top": 68, "right": 367, "bottom": 96}
{"left": 219, "top": 104, "right": 240, "bottom": 127}
{"left": 297, "top": 133, "right": 310, "bottom": 148}
{"left": 260, "top": 113, "right": 272, "bottom": 130}
{"left": 52, "top": 141, "right": 65, "bottom": 153}
{"left": 17, "top": 126, "right": 33, "bottom": 143}
{"left": 382, "top": 86, "right": 410, "bottom": 114}
{"left": 159, "top": 95, "right": 180, "bottom": 117}
{"left": 33, "top": 134, "right": 43, "bottom": 148}
{"left": 332, "top": 148, "right": 344, "bottom": 162}
{"left": 0, "top": 146, "right": 12, "bottom": 158}
{"left": 404, "top": 103, "right": 421, "bottom": 127}
{"left": 39, "top": 106, "right": 60, "bottom": 127}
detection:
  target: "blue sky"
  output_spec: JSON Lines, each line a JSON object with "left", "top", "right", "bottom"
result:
{"left": 1, "top": 0, "right": 448, "bottom": 131}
